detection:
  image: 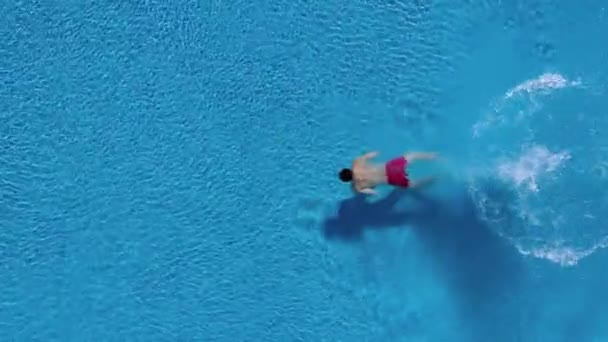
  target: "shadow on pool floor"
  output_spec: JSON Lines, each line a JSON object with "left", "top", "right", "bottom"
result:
{"left": 322, "top": 187, "right": 526, "bottom": 339}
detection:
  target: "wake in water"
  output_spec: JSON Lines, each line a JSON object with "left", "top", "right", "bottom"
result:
{"left": 467, "top": 73, "right": 608, "bottom": 266}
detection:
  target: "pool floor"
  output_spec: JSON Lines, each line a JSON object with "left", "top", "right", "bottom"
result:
{"left": 2, "top": 1, "right": 608, "bottom": 341}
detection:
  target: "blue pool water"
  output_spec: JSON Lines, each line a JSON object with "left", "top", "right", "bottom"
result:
{"left": 3, "top": 1, "right": 608, "bottom": 341}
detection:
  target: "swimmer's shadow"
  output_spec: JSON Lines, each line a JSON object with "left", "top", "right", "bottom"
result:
{"left": 322, "top": 189, "right": 422, "bottom": 240}
{"left": 322, "top": 187, "right": 524, "bottom": 323}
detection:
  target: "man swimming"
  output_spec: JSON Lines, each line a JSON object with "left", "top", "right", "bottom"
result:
{"left": 338, "top": 151, "right": 438, "bottom": 195}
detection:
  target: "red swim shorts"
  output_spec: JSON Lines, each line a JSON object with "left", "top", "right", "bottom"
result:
{"left": 385, "top": 156, "right": 409, "bottom": 188}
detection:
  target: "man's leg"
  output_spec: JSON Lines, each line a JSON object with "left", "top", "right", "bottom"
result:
{"left": 409, "top": 176, "right": 436, "bottom": 189}
{"left": 403, "top": 151, "right": 438, "bottom": 163}
{"left": 403, "top": 152, "right": 439, "bottom": 189}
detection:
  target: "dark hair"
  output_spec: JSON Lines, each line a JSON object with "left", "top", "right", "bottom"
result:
{"left": 338, "top": 168, "right": 353, "bottom": 182}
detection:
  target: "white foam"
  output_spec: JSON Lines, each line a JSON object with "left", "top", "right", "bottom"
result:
{"left": 513, "top": 237, "right": 608, "bottom": 266}
{"left": 473, "top": 73, "right": 581, "bottom": 138}
{"left": 497, "top": 145, "right": 570, "bottom": 192}
{"left": 468, "top": 72, "right": 608, "bottom": 267}
{"left": 504, "top": 73, "right": 581, "bottom": 99}
{"left": 472, "top": 115, "right": 498, "bottom": 138}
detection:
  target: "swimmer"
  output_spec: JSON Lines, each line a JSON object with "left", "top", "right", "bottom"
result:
{"left": 338, "top": 151, "right": 438, "bottom": 195}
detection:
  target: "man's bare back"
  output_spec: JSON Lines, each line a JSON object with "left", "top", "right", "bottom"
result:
{"left": 338, "top": 151, "right": 438, "bottom": 195}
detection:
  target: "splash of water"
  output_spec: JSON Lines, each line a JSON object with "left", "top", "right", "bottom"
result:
{"left": 473, "top": 73, "right": 582, "bottom": 138}
{"left": 514, "top": 237, "right": 608, "bottom": 267}
{"left": 504, "top": 72, "right": 581, "bottom": 99}
{"left": 497, "top": 145, "right": 570, "bottom": 192}
{"left": 469, "top": 72, "right": 608, "bottom": 267}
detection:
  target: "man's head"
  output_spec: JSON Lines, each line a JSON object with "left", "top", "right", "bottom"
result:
{"left": 338, "top": 168, "right": 353, "bottom": 182}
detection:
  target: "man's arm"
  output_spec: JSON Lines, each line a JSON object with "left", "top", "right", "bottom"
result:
{"left": 362, "top": 151, "right": 379, "bottom": 160}
{"left": 353, "top": 151, "right": 378, "bottom": 166}
{"left": 352, "top": 182, "right": 376, "bottom": 195}
{"left": 359, "top": 188, "right": 377, "bottom": 195}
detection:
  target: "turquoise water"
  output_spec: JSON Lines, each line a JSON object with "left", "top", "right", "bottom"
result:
{"left": 3, "top": 1, "right": 608, "bottom": 341}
